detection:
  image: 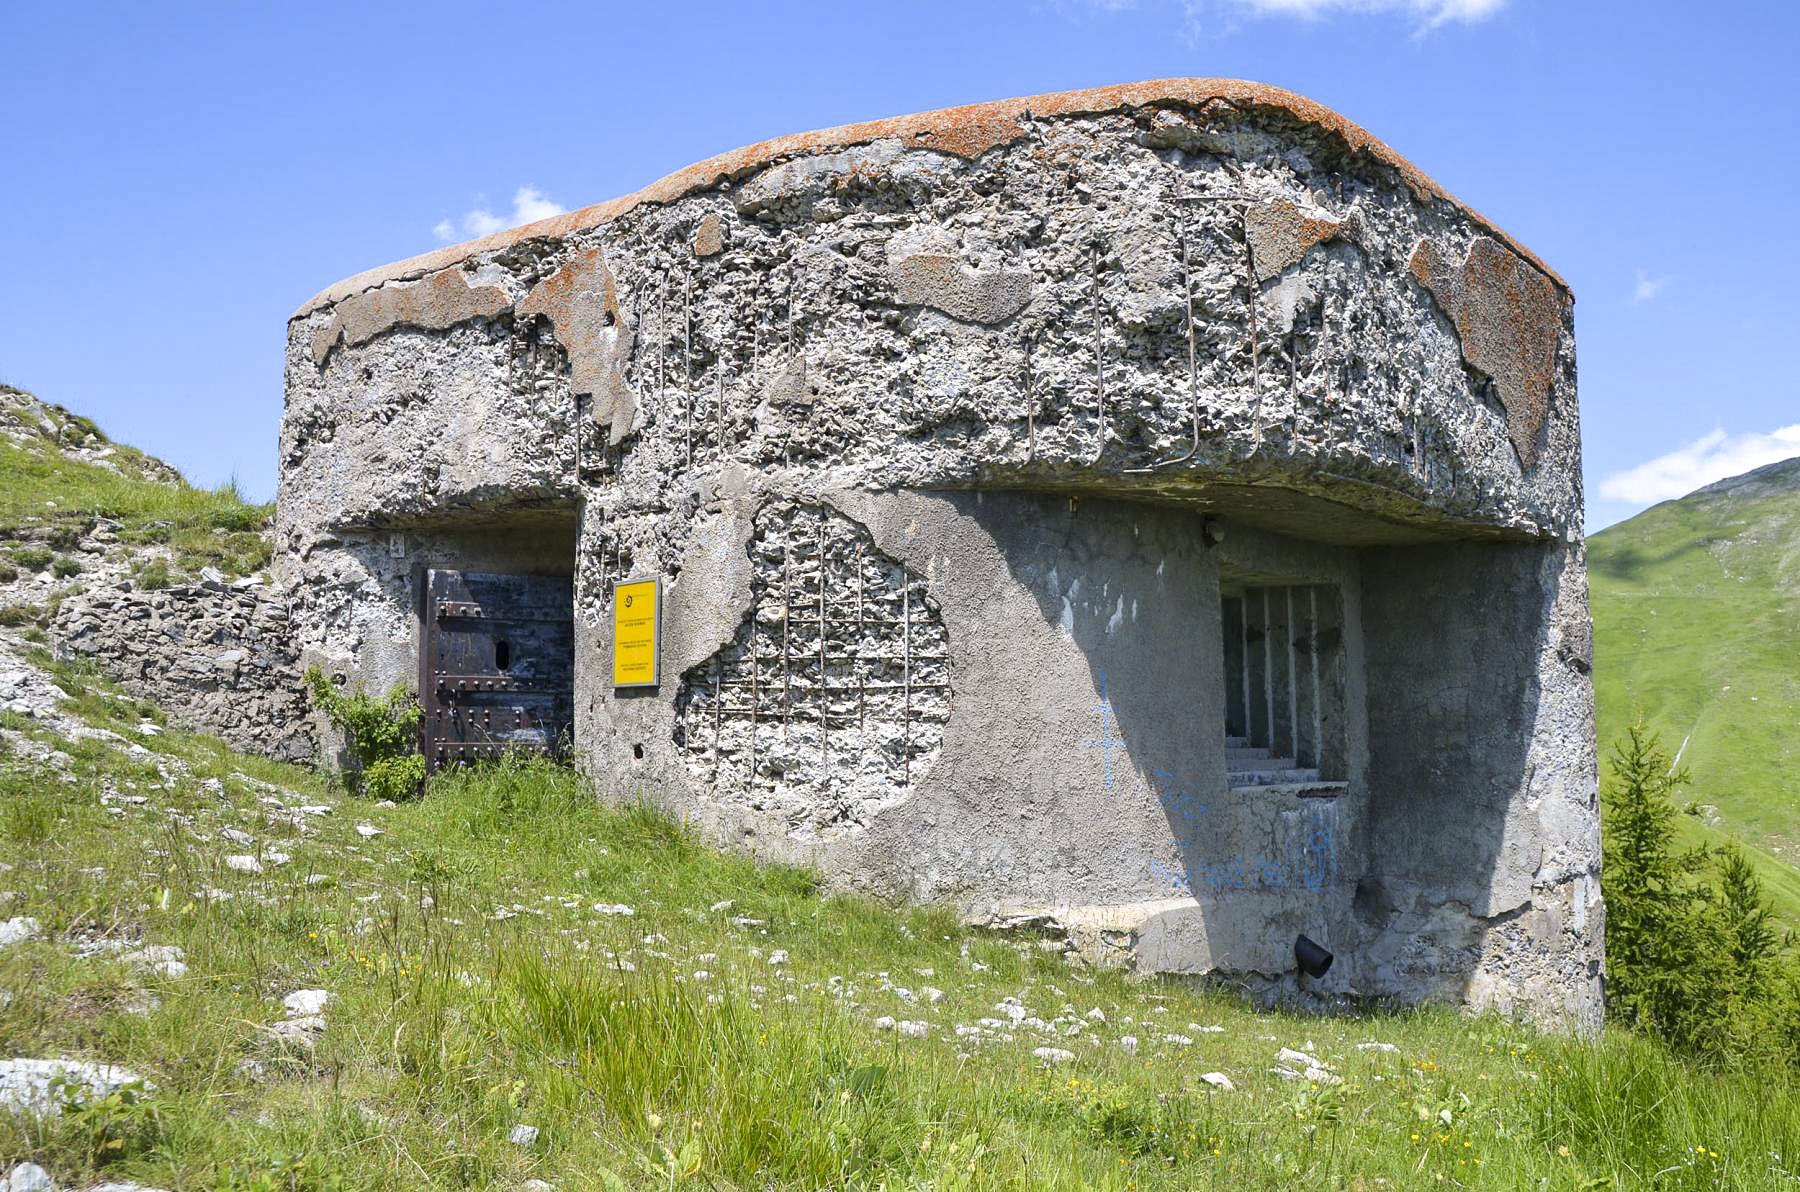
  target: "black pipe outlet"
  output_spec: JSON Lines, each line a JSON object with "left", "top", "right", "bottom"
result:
{"left": 1295, "top": 934, "right": 1333, "bottom": 978}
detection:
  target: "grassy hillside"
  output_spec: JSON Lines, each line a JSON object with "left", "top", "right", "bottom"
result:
{"left": 0, "top": 384, "right": 272, "bottom": 601}
{"left": 6, "top": 652, "right": 1800, "bottom": 1189}
{"left": 7, "top": 384, "right": 1800, "bottom": 1186}
{"left": 1589, "top": 458, "right": 1800, "bottom": 891}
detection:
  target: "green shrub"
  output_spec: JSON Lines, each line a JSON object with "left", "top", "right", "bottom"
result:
{"left": 304, "top": 667, "right": 424, "bottom": 800}
{"left": 10, "top": 544, "right": 52, "bottom": 570}
{"left": 0, "top": 562, "right": 17, "bottom": 583}
{"left": 133, "top": 557, "right": 173, "bottom": 590}
{"left": 51, "top": 554, "right": 83, "bottom": 578}
{"left": 0, "top": 603, "right": 42, "bottom": 628}
{"left": 117, "top": 523, "right": 171, "bottom": 546}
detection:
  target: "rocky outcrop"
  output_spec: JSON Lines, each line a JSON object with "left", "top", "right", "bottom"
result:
{"left": 49, "top": 575, "right": 311, "bottom": 763}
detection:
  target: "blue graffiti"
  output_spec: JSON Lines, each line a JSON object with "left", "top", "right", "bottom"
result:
{"left": 1140, "top": 768, "right": 1338, "bottom": 898}
{"left": 1080, "top": 671, "right": 1127, "bottom": 789}
{"left": 1071, "top": 676, "right": 1340, "bottom": 899}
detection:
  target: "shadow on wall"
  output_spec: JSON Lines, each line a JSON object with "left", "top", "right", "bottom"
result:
{"left": 1354, "top": 539, "right": 1572, "bottom": 1007}
{"left": 954, "top": 491, "right": 1352, "bottom": 978}
{"left": 963, "top": 489, "right": 1564, "bottom": 1001}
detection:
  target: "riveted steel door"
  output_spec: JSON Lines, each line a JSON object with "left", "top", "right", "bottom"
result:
{"left": 421, "top": 569, "right": 574, "bottom": 773}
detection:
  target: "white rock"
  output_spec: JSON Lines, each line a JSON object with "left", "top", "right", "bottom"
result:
{"left": 709, "top": 899, "right": 735, "bottom": 913}
{"left": 269, "top": 1015, "right": 326, "bottom": 1045}
{"left": 1162, "top": 1033, "right": 1193, "bottom": 1046}
{"left": 508, "top": 1123, "right": 540, "bottom": 1146}
{"left": 768, "top": 949, "right": 788, "bottom": 965}
{"left": 873, "top": 1016, "right": 897, "bottom": 1031}
{"left": 224, "top": 854, "right": 263, "bottom": 874}
{"left": 516, "top": 1181, "right": 555, "bottom": 1192}
{"left": 922, "top": 986, "right": 944, "bottom": 1004}
{"left": 1200, "top": 1071, "right": 1235, "bottom": 1091}
{"left": 299, "top": 804, "right": 332, "bottom": 816}
{"left": 1085, "top": 1007, "right": 1106, "bottom": 1022}
{"left": 265, "top": 851, "right": 292, "bottom": 866}
{"left": 591, "top": 903, "right": 634, "bottom": 916}
{"left": 0, "top": 916, "right": 41, "bottom": 947}
{"left": 123, "top": 944, "right": 186, "bottom": 979}
{"left": 6, "top": 1162, "right": 54, "bottom": 1192}
{"left": 1277, "top": 1047, "right": 1325, "bottom": 1070}
{"left": 1032, "top": 1047, "right": 1076, "bottom": 1066}
{"left": 1356, "top": 1041, "right": 1400, "bottom": 1053}
{"left": 1117, "top": 1035, "right": 1139, "bottom": 1054}
{"left": 897, "top": 1020, "right": 929, "bottom": 1038}
{"left": 282, "top": 989, "right": 331, "bottom": 1017}
{"left": 0, "top": 1058, "right": 150, "bottom": 1117}
{"left": 219, "top": 828, "right": 255, "bottom": 846}
{"left": 354, "top": 823, "right": 382, "bottom": 838}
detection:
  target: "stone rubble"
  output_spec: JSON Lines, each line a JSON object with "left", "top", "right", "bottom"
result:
{"left": 0, "top": 1058, "right": 151, "bottom": 1118}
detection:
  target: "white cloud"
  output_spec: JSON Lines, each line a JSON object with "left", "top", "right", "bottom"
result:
{"left": 1631, "top": 268, "right": 1671, "bottom": 305}
{"left": 1598, "top": 425, "right": 1800, "bottom": 504}
{"left": 433, "top": 186, "right": 568, "bottom": 244}
{"left": 1230, "top": 0, "right": 1504, "bottom": 25}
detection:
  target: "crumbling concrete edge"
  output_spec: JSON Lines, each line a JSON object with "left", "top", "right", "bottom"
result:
{"left": 292, "top": 77, "right": 1570, "bottom": 320}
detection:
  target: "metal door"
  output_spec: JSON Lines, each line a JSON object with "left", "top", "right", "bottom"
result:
{"left": 421, "top": 569, "right": 575, "bottom": 772}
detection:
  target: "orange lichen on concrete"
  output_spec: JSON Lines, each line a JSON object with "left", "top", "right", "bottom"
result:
{"left": 693, "top": 213, "right": 724, "bottom": 258}
{"left": 1246, "top": 200, "right": 1346, "bottom": 283}
{"left": 1409, "top": 236, "right": 1565, "bottom": 470}
{"left": 310, "top": 269, "right": 511, "bottom": 367}
{"left": 516, "top": 248, "right": 637, "bottom": 445}
{"left": 294, "top": 78, "right": 1568, "bottom": 319}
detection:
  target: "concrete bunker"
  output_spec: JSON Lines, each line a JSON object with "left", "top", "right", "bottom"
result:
{"left": 280, "top": 79, "right": 1602, "bottom": 1029}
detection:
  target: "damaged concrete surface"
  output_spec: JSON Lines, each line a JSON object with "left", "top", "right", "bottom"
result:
{"left": 280, "top": 79, "right": 1599, "bottom": 1029}
{"left": 516, "top": 248, "right": 639, "bottom": 445}
{"left": 311, "top": 270, "right": 511, "bottom": 368}
{"left": 1408, "top": 236, "right": 1565, "bottom": 470}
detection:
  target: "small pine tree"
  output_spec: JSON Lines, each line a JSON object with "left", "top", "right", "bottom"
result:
{"left": 1602, "top": 721, "right": 1797, "bottom": 1066}
{"left": 1715, "top": 846, "right": 1776, "bottom": 998}
{"left": 1707, "top": 844, "right": 1784, "bottom": 1058}
{"left": 1601, "top": 721, "right": 1715, "bottom": 1051}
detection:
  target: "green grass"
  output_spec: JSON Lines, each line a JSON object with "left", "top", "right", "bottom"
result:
{"left": 1590, "top": 457, "right": 1800, "bottom": 922}
{"left": 0, "top": 434, "right": 271, "bottom": 577}
{"left": 6, "top": 671, "right": 1800, "bottom": 1189}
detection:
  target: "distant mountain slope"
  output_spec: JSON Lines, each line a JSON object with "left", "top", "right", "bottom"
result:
{"left": 1589, "top": 456, "right": 1800, "bottom": 875}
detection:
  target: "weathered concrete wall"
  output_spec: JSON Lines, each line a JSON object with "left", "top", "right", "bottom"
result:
{"left": 1358, "top": 539, "right": 1602, "bottom": 1030}
{"left": 50, "top": 577, "right": 311, "bottom": 763}
{"left": 287, "top": 521, "right": 578, "bottom": 689}
{"left": 281, "top": 80, "right": 1580, "bottom": 551}
{"left": 280, "top": 80, "right": 1598, "bottom": 1027}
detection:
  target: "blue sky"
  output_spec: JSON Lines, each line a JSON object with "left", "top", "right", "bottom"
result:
{"left": 3, "top": 0, "right": 1794, "bottom": 531}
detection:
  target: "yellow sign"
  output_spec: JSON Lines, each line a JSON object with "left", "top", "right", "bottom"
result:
{"left": 611, "top": 576, "right": 661, "bottom": 687}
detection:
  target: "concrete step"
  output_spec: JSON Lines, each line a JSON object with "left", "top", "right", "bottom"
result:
{"left": 1231, "top": 779, "right": 1348, "bottom": 799}
{"left": 1228, "top": 766, "right": 1320, "bottom": 786}
{"left": 1230, "top": 755, "right": 1296, "bottom": 771}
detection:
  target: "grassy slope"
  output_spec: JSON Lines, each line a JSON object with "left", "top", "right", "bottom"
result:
{"left": 5, "top": 658, "right": 1800, "bottom": 1190}
{"left": 5, "top": 389, "right": 1800, "bottom": 1186}
{"left": 0, "top": 385, "right": 272, "bottom": 584}
{"left": 1589, "top": 457, "right": 1800, "bottom": 921}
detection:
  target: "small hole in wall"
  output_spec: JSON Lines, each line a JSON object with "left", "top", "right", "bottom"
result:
{"left": 494, "top": 639, "right": 511, "bottom": 671}
{"left": 633, "top": 744, "right": 644, "bottom": 760}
